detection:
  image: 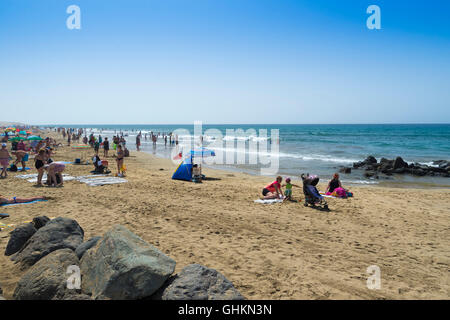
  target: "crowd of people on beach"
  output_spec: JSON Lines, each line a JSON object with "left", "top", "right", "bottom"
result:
{"left": 2, "top": 125, "right": 354, "bottom": 210}
{"left": 1, "top": 128, "right": 66, "bottom": 187}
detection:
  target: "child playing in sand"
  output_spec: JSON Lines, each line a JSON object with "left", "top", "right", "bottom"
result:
{"left": 282, "top": 177, "right": 300, "bottom": 202}
{"left": 0, "top": 143, "right": 10, "bottom": 179}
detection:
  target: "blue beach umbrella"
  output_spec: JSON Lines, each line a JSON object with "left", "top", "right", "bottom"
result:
{"left": 187, "top": 148, "right": 216, "bottom": 158}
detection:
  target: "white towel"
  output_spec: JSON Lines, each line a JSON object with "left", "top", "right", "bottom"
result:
{"left": 254, "top": 199, "right": 284, "bottom": 204}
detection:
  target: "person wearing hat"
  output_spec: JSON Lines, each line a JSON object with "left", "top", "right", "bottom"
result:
{"left": 0, "top": 143, "right": 10, "bottom": 178}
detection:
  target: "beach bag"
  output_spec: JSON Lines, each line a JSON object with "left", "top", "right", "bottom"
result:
{"left": 9, "top": 164, "right": 18, "bottom": 172}
{"left": 334, "top": 187, "right": 347, "bottom": 198}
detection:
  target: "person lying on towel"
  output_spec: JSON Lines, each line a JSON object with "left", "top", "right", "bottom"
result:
{"left": 0, "top": 195, "right": 47, "bottom": 206}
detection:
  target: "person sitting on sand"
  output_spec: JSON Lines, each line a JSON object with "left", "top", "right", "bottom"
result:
{"left": 12, "top": 150, "right": 28, "bottom": 171}
{"left": 34, "top": 149, "right": 47, "bottom": 186}
{"left": 281, "top": 177, "right": 301, "bottom": 202}
{"left": 262, "top": 176, "right": 284, "bottom": 199}
{"left": 0, "top": 143, "right": 10, "bottom": 179}
{"left": 45, "top": 162, "right": 66, "bottom": 187}
{"left": 0, "top": 195, "right": 47, "bottom": 206}
{"left": 326, "top": 173, "right": 343, "bottom": 194}
{"left": 192, "top": 164, "right": 202, "bottom": 183}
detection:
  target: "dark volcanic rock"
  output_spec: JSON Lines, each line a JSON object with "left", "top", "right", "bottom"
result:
{"left": 63, "top": 293, "right": 92, "bottom": 300}
{"left": 158, "top": 264, "right": 244, "bottom": 300}
{"left": 11, "top": 217, "right": 84, "bottom": 267}
{"left": 364, "top": 156, "right": 377, "bottom": 164}
{"left": 393, "top": 157, "right": 408, "bottom": 169}
{"left": 13, "top": 249, "right": 80, "bottom": 300}
{"left": 32, "top": 216, "right": 50, "bottom": 229}
{"left": 80, "top": 225, "right": 176, "bottom": 300}
{"left": 75, "top": 236, "right": 101, "bottom": 259}
{"left": 5, "top": 223, "right": 37, "bottom": 256}
{"left": 339, "top": 167, "right": 351, "bottom": 174}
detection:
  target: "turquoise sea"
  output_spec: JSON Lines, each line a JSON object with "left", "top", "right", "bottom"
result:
{"left": 51, "top": 124, "right": 450, "bottom": 187}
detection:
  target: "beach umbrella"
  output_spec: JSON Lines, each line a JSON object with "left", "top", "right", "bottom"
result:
{"left": 187, "top": 148, "right": 216, "bottom": 158}
{"left": 9, "top": 136, "right": 25, "bottom": 141}
{"left": 72, "top": 144, "right": 92, "bottom": 161}
{"left": 5, "top": 127, "right": 15, "bottom": 132}
{"left": 27, "top": 135, "right": 43, "bottom": 141}
{"left": 19, "top": 130, "right": 27, "bottom": 135}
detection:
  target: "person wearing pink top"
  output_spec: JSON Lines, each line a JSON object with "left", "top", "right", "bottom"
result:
{"left": 261, "top": 176, "right": 283, "bottom": 199}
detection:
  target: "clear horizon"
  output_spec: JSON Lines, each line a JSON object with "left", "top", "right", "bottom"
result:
{"left": 1, "top": 0, "right": 449, "bottom": 124}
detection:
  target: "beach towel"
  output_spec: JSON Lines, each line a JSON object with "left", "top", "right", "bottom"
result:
{"left": 26, "top": 174, "right": 76, "bottom": 183}
{"left": 0, "top": 223, "right": 15, "bottom": 231}
{"left": 15, "top": 173, "right": 40, "bottom": 179}
{"left": 0, "top": 199, "right": 47, "bottom": 207}
{"left": 320, "top": 193, "right": 336, "bottom": 198}
{"left": 77, "top": 176, "right": 128, "bottom": 187}
{"left": 254, "top": 199, "right": 284, "bottom": 204}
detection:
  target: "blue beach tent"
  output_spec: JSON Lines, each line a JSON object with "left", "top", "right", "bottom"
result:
{"left": 172, "top": 155, "right": 193, "bottom": 181}
{"left": 171, "top": 148, "right": 215, "bottom": 181}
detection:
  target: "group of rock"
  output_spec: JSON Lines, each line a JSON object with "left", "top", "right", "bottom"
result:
{"left": 339, "top": 156, "right": 450, "bottom": 178}
{"left": 1, "top": 217, "right": 244, "bottom": 300}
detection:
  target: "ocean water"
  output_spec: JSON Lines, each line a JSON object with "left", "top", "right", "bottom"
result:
{"left": 53, "top": 124, "right": 450, "bottom": 187}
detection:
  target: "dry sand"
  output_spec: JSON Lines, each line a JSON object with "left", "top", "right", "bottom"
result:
{"left": 0, "top": 131, "right": 449, "bottom": 300}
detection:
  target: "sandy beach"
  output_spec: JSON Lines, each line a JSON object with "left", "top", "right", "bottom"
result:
{"left": 0, "top": 131, "right": 449, "bottom": 300}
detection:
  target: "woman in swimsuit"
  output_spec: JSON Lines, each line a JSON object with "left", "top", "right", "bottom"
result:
{"left": 0, "top": 195, "right": 47, "bottom": 205}
{"left": 0, "top": 143, "right": 10, "bottom": 178}
{"left": 326, "top": 173, "right": 343, "bottom": 194}
{"left": 34, "top": 149, "right": 47, "bottom": 186}
{"left": 116, "top": 144, "right": 124, "bottom": 175}
{"left": 261, "top": 176, "right": 283, "bottom": 200}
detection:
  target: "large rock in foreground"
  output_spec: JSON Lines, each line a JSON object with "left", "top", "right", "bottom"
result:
{"left": 32, "top": 216, "right": 51, "bottom": 229}
{"left": 13, "top": 249, "right": 80, "bottom": 300}
{"left": 5, "top": 223, "right": 37, "bottom": 256}
{"left": 80, "top": 225, "right": 176, "bottom": 300}
{"left": 75, "top": 236, "right": 101, "bottom": 259}
{"left": 12, "top": 217, "right": 84, "bottom": 267}
{"left": 160, "top": 264, "right": 244, "bottom": 300}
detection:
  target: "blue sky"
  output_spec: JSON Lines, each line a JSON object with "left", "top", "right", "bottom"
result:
{"left": 0, "top": 0, "right": 449, "bottom": 124}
